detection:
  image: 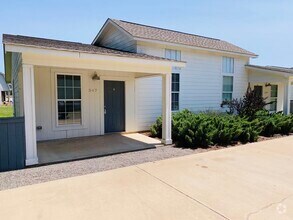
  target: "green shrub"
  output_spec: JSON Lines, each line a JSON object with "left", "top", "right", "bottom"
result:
{"left": 150, "top": 109, "right": 263, "bottom": 148}
{"left": 255, "top": 111, "right": 293, "bottom": 136}
{"left": 150, "top": 116, "right": 162, "bottom": 138}
{"left": 150, "top": 109, "right": 292, "bottom": 148}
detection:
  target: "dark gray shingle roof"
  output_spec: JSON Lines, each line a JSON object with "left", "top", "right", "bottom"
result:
{"left": 111, "top": 19, "right": 257, "bottom": 57}
{"left": 3, "top": 34, "right": 182, "bottom": 63}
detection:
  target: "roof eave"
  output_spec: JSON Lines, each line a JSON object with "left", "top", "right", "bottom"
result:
{"left": 245, "top": 65, "right": 293, "bottom": 77}
{"left": 4, "top": 42, "right": 185, "bottom": 68}
{"left": 134, "top": 37, "right": 258, "bottom": 58}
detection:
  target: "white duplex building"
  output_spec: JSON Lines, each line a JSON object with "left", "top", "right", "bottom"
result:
{"left": 3, "top": 18, "right": 293, "bottom": 166}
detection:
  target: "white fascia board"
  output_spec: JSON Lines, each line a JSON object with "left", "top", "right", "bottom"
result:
{"left": 246, "top": 66, "right": 291, "bottom": 78}
{"left": 135, "top": 37, "right": 258, "bottom": 58}
{"left": 5, "top": 43, "right": 185, "bottom": 68}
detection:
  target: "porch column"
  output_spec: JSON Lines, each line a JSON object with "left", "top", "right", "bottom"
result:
{"left": 161, "top": 73, "right": 172, "bottom": 145}
{"left": 284, "top": 78, "right": 291, "bottom": 115}
{"left": 23, "top": 64, "right": 38, "bottom": 165}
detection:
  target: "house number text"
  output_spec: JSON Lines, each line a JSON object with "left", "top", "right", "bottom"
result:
{"left": 89, "top": 88, "right": 98, "bottom": 92}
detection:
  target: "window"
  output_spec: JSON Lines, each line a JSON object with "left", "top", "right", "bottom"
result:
{"left": 172, "top": 73, "right": 180, "bottom": 111}
{"left": 222, "top": 76, "right": 233, "bottom": 101}
{"left": 270, "top": 85, "right": 278, "bottom": 112}
{"left": 165, "top": 49, "right": 181, "bottom": 61}
{"left": 165, "top": 49, "right": 181, "bottom": 111}
{"left": 57, "top": 74, "right": 82, "bottom": 125}
{"left": 222, "top": 57, "right": 234, "bottom": 74}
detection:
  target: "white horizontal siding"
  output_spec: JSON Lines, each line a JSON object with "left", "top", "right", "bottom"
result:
{"left": 180, "top": 51, "right": 222, "bottom": 111}
{"left": 135, "top": 76, "right": 162, "bottom": 131}
{"left": 135, "top": 42, "right": 249, "bottom": 130}
{"left": 233, "top": 58, "right": 249, "bottom": 99}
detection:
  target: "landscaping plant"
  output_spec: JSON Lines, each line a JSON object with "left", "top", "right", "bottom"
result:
{"left": 150, "top": 110, "right": 263, "bottom": 148}
{"left": 221, "top": 85, "right": 272, "bottom": 119}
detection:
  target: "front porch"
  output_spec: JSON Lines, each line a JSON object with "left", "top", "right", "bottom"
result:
{"left": 246, "top": 65, "right": 293, "bottom": 114}
{"left": 37, "top": 133, "right": 161, "bottom": 164}
{"left": 4, "top": 37, "right": 185, "bottom": 167}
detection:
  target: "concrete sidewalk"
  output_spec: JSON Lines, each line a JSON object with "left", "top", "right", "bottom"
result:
{"left": 0, "top": 136, "right": 293, "bottom": 219}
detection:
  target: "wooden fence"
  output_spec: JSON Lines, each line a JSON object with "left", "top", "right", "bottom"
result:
{"left": 0, "top": 117, "right": 25, "bottom": 172}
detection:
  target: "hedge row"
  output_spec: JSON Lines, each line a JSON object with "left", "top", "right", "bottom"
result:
{"left": 150, "top": 110, "right": 293, "bottom": 148}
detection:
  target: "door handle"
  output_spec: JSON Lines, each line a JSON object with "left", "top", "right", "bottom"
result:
{"left": 104, "top": 106, "right": 106, "bottom": 114}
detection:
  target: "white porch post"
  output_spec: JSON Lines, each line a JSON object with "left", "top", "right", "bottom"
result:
{"left": 161, "top": 73, "right": 172, "bottom": 145}
{"left": 23, "top": 64, "right": 38, "bottom": 165}
{"left": 284, "top": 78, "right": 291, "bottom": 115}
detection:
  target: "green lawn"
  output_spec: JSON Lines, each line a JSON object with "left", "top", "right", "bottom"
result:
{"left": 0, "top": 106, "right": 14, "bottom": 118}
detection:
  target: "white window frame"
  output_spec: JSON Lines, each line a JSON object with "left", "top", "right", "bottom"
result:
{"left": 222, "top": 57, "right": 234, "bottom": 74}
{"left": 55, "top": 73, "right": 83, "bottom": 128}
{"left": 222, "top": 75, "right": 234, "bottom": 102}
{"left": 171, "top": 73, "right": 180, "bottom": 111}
{"left": 165, "top": 49, "right": 181, "bottom": 111}
{"left": 165, "top": 49, "right": 181, "bottom": 61}
{"left": 221, "top": 56, "right": 234, "bottom": 102}
{"left": 270, "top": 84, "right": 278, "bottom": 112}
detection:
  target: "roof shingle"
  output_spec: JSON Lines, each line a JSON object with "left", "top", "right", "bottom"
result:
{"left": 110, "top": 19, "right": 257, "bottom": 57}
{"left": 2, "top": 34, "right": 181, "bottom": 63}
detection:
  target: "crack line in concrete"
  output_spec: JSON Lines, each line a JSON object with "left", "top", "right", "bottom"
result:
{"left": 246, "top": 194, "right": 293, "bottom": 220}
{"left": 136, "top": 166, "right": 230, "bottom": 220}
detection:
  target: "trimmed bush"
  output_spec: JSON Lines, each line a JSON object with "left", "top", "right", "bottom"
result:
{"left": 150, "top": 109, "right": 264, "bottom": 148}
{"left": 255, "top": 111, "right": 293, "bottom": 136}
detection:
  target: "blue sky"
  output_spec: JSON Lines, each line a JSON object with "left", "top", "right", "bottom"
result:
{"left": 0, "top": 0, "right": 292, "bottom": 72}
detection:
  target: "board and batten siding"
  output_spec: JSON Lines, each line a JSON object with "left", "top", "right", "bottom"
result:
{"left": 34, "top": 67, "right": 136, "bottom": 141}
{"left": 135, "top": 42, "right": 249, "bottom": 130}
{"left": 96, "top": 23, "right": 136, "bottom": 52}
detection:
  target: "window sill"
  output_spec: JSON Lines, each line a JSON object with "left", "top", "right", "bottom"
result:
{"left": 52, "top": 124, "right": 87, "bottom": 131}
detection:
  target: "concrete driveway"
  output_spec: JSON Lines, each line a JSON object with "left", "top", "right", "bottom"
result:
{"left": 0, "top": 136, "right": 293, "bottom": 220}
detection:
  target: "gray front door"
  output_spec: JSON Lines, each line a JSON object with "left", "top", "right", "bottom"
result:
{"left": 104, "top": 81, "right": 125, "bottom": 133}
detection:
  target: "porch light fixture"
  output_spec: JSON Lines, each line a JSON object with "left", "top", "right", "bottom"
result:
{"left": 265, "top": 83, "right": 271, "bottom": 87}
{"left": 92, "top": 72, "right": 100, "bottom": 80}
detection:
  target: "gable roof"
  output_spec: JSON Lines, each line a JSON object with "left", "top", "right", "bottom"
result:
{"left": 246, "top": 64, "right": 293, "bottom": 74}
{"left": 2, "top": 34, "right": 184, "bottom": 63}
{"left": 94, "top": 19, "right": 257, "bottom": 57}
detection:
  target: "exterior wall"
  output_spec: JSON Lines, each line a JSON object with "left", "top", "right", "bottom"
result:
{"left": 11, "top": 52, "right": 23, "bottom": 116}
{"left": 34, "top": 66, "right": 136, "bottom": 141}
{"left": 291, "top": 83, "right": 293, "bottom": 100}
{"left": 96, "top": 23, "right": 136, "bottom": 52}
{"left": 135, "top": 76, "right": 162, "bottom": 130}
{"left": 135, "top": 41, "right": 249, "bottom": 130}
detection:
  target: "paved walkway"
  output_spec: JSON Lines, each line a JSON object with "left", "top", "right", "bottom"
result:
{"left": 0, "top": 136, "right": 292, "bottom": 219}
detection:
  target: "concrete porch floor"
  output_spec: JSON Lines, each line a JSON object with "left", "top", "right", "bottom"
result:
{"left": 37, "top": 133, "right": 161, "bottom": 164}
